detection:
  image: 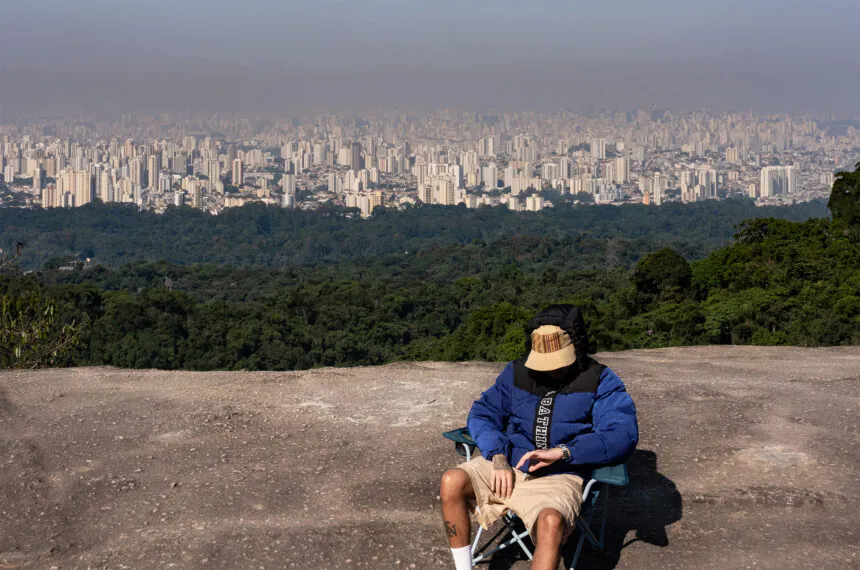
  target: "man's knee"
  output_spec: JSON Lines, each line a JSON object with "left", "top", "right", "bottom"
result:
{"left": 536, "top": 508, "right": 565, "bottom": 535}
{"left": 440, "top": 468, "right": 470, "bottom": 502}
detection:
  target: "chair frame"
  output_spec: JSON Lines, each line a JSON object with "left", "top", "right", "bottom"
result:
{"left": 443, "top": 427, "right": 627, "bottom": 569}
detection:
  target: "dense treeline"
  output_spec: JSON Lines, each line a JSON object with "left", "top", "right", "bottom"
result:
{"left": 1, "top": 171, "right": 857, "bottom": 370}
{"left": 0, "top": 198, "right": 826, "bottom": 269}
{"left": 2, "top": 239, "right": 633, "bottom": 369}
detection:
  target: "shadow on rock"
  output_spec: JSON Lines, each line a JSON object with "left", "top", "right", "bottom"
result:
{"left": 567, "top": 449, "right": 682, "bottom": 569}
{"left": 484, "top": 449, "right": 681, "bottom": 569}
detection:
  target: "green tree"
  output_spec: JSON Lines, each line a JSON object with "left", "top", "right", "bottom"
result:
{"left": 631, "top": 248, "right": 692, "bottom": 306}
{"left": 1, "top": 244, "right": 86, "bottom": 368}
{"left": 828, "top": 162, "right": 860, "bottom": 231}
{"left": 443, "top": 303, "right": 532, "bottom": 362}
{"left": 0, "top": 291, "right": 84, "bottom": 368}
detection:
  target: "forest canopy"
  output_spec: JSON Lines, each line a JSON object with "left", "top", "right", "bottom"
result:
{"left": 0, "top": 173, "right": 857, "bottom": 371}
{"left": 0, "top": 198, "right": 826, "bottom": 269}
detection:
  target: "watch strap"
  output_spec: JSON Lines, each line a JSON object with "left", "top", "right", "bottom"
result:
{"left": 559, "top": 445, "right": 570, "bottom": 461}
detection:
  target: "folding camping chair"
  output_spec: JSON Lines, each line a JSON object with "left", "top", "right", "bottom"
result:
{"left": 442, "top": 427, "right": 628, "bottom": 569}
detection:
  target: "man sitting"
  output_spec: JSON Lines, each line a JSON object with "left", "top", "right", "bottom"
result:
{"left": 440, "top": 304, "right": 639, "bottom": 570}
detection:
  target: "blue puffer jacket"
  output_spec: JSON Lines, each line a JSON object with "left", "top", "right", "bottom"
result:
{"left": 466, "top": 305, "right": 638, "bottom": 478}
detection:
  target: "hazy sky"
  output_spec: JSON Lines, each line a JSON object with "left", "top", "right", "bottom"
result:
{"left": 2, "top": 0, "right": 859, "bottom": 117}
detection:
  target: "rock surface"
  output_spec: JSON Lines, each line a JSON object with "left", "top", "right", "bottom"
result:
{"left": 1, "top": 346, "right": 858, "bottom": 569}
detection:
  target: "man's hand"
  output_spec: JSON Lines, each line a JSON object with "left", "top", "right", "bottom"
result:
{"left": 515, "top": 448, "right": 565, "bottom": 473}
{"left": 491, "top": 454, "right": 514, "bottom": 499}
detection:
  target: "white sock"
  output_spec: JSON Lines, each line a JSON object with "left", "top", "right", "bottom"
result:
{"left": 450, "top": 545, "right": 472, "bottom": 570}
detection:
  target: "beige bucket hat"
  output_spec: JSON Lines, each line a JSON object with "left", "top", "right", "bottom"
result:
{"left": 524, "top": 324, "right": 577, "bottom": 372}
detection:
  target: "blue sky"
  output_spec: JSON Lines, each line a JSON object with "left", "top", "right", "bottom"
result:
{"left": 2, "top": 0, "right": 859, "bottom": 116}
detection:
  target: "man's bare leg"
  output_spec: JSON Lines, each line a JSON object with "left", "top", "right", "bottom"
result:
{"left": 439, "top": 468, "right": 475, "bottom": 548}
{"left": 532, "top": 508, "right": 565, "bottom": 570}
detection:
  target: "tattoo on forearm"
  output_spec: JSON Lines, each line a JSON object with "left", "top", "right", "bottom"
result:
{"left": 492, "top": 454, "right": 512, "bottom": 471}
{"left": 445, "top": 520, "right": 458, "bottom": 538}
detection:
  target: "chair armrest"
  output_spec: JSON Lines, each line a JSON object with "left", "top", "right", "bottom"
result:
{"left": 443, "top": 427, "right": 478, "bottom": 459}
{"left": 442, "top": 427, "right": 476, "bottom": 447}
{"left": 444, "top": 428, "right": 629, "bottom": 486}
{"left": 592, "top": 463, "right": 628, "bottom": 486}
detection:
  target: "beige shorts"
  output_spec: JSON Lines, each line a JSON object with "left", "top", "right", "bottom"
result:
{"left": 455, "top": 455, "right": 583, "bottom": 541}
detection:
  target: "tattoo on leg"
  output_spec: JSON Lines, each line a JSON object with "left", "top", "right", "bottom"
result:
{"left": 444, "top": 520, "right": 458, "bottom": 538}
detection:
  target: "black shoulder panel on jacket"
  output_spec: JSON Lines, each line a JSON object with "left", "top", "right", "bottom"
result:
{"left": 513, "top": 359, "right": 606, "bottom": 396}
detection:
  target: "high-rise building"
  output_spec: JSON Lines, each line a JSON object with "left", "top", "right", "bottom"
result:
{"left": 418, "top": 183, "right": 433, "bottom": 204}
{"left": 147, "top": 154, "right": 161, "bottom": 189}
{"left": 119, "top": 178, "right": 133, "bottom": 203}
{"left": 748, "top": 183, "right": 759, "bottom": 199}
{"left": 327, "top": 172, "right": 341, "bottom": 194}
{"left": 231, "top": 158, "right": 243, "bottom": 186}
{"left": 344, "top": 169, "right": 359, "bottom": 192}
{"left": 337, "top": 146, "right": 351, "bottom": 167}
{"left": 172, "top": 152, "right": 187, "bottom": 174}
{"left": 41, "top": 183, "right": 59, "bottom": 208}
{"left": 505, "top": 195, "right": 523, "bottom": 211}
{"left": 461, "top": 150, "right": 477, "bottom": 167}
{"left": 697, "top": 168, "right": 718, "bottom": 198}
{"left": 613, "top": 157, "right": 629, "bottom": 184}
{"left": 559, "top": 157, "right": 571, "bottom": 179}
{"left": 760, "top": 165, "right": 797, "bottom": 197}
{"left": 350, "top": 142, "right": 362, "bottom": 171}
{"left": 679, "top": 170, "right": 695, "bottom": 201}
{"left": 760, "top": 167, "right": 779, "bottom": 197}
{"left": 100, "top": 170, "right": 113, "bottom": 202}
{"left": 207, "top": 159, "right": 220, "bottom": 183}
{"left": 282, "top": 173, "right": 296, "bottom": 208}
{"left": 369, "top": 190, "right": 384, "bottom": 212}
{"left": 478, "top": 137, "right": 496, "bottom": 157}
{"left": 313, "top": 143, "right": 326, "bottom": 166}
{"left": 652, "top": 173, "right": 664, "bottom": 206}
{"left": 32, "top": 168, "right": 44, "bottom": 192}
{"left": 74, "top": 170, "right": 92, "bottom": 207}
{"left": 189, "top": 179, "right": 201, "bottom": 209}
{"left": 481, "top": 163, "right": 498, "bottom": 189}
{"left": 786, "top": 165, "right": 797, "bottom": 194}
{"left": 130, "top": 157, "right": 144, "bottom": 187}
{"left": 602, "top": 162, "right": 615, "bottom": 185}
{"left": 525, "top": 195, "right": 543, "bottom": 212}
{"left": 726, "top": 146, "right": 740, "bottom": 164}
{"left": 591, "top": 138, "right": 606, "bottom": 160}
{"left": 542, "top": 163, "right": 560, "bottom": 181}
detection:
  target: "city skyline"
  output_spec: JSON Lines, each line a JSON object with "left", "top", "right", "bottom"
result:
{"left": 2, "top": 1, "right": 860, "bottom": 117}
{"left": 2, "top": 107, "right": 855, "bottom": 216}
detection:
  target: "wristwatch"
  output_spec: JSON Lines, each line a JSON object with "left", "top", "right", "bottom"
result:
{"left": 559, "top": 445, "right": 571, "bottom": 461}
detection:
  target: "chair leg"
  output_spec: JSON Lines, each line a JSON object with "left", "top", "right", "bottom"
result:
{"left": 570, "top": 485, "right": 605, "bottom": 569}
{"left": 569, "top": 527, "right": 587, "bottom": 570}
{"left": 486, "top": 527, "right": 533, "bottom": 562}
{"left": 509, "top": 524, "right": 533, "bottom": 561}
{"left": 472, "top": 513, "right": 534, "bottom": 564}
{"left": 472, "top": 524, "right": 508, "bottom": 561}
{"left": 598, "top": 485, "right": 609, "bottom": 550}
{"left": 471, "top": 525, "right": 484, "bottom": 554}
